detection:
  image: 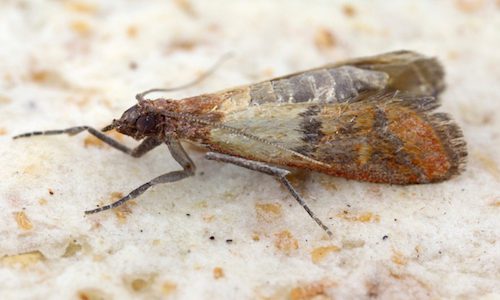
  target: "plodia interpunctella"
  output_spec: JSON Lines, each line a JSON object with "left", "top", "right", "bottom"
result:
{"left": 14, "top": 50, "right": 467, "bottom": 237}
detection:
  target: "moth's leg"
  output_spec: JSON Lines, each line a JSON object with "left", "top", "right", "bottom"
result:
{"left": 129, "top": 137, "right": 162, "bottom": 158}
{"left": 205, "top": 152, "right": 333, "bottom": 237}
{"left": 13, "top": 126, "right": 161, "bottom": 158}
{"left": 85, "top": 139, "right": 195, "bottom": 214}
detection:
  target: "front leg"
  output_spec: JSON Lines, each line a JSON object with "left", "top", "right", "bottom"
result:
{"left": 85, "top": 139, "right": 195, "bottom": 214}
{"left": 14, "top": 126, "right": 161, "bottom": 158}
{"left": 205, "top": 152, "right": 333, "bottom": 237}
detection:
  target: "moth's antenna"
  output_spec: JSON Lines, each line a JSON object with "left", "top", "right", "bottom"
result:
{"left": 136, "top": 52, "right": 233, "bottom": 102}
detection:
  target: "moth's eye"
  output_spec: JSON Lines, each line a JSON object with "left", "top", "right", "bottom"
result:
{"left": 123, "top": 106, "right": 140, "bottom": 124}
{"left": 136, "top": 114, "right": 157, "bottom": 133}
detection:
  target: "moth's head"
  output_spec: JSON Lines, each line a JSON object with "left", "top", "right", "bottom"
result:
{"left": 103, "top": 102, "right": 163, "bottom": 140}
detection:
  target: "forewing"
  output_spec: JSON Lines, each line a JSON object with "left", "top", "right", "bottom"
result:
{"left": 207, "top": 94, "right": 465, "bottom": 184}
{"left": 303, "top": 94, "right": 465, "bottom": 183}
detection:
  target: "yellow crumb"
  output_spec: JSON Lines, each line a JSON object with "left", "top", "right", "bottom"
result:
{"left": 14, "top": 211, "right": 33, "bottom": 230}
{"left": 311, "top": 246, "right": 341, "bottom": 263}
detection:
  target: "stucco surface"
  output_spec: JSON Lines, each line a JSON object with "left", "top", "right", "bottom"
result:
{"left": 0, "top": 1, "right": 499, "bottom": 299}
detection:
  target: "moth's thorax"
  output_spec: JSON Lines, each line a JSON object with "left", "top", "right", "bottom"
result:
{"left": 172, "top": 95, "right": 226, "bottom": 142}
{"left": 114, "top": 97, "right": 226, "bottom": 142}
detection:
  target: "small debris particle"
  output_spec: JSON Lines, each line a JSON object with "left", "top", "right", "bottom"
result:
{"left": 490, "top": 199, "right": 500, "bottom": 207}
{"left": 77, "top": 288, "right": 109, "bottom": 300}
{"left": 168, "top": 39, "right": 198, "bottom": 52}
{"left": 203, "top": 214, "right": 215, "bottom": 222}
{"left": 127, "top": 25, "right": 138, "bottom": 38}
{"left": 383, "top": 235, "right": 389, "bottom": 240}
{"left": 131, "top": 278, "right": 147, "bottom": 292}
{"left": 415, "top": 245, "right": 423, "bottom": 257}
{"left": 161, "top": 281, "right": 177, "bottom": 296}
{"left": 213, "top": 267, "right": 224, "bottom": 279}
{"left": 84, "top": 136, "right": 104, "bottom": 148}
{"left": 0, "top": 95, "right": 12, "bottom": 104}
{"left": 29, "top": 69, "right": 71, "bottom": 89}
{"left": 274, "top": 230, "right": 299, "bottom": 255}
{"left": 65, "top": 2, "right": 98, "bottom": 14}
{"left": 174, "top": 0, "right": 197, "bottom": 17}
{"left": 289, "top": 280, "right": 336, "bottom": 300}
{"left": 342, "top": 239, "right": 365, "bottom": 249}
{"left": 256, "top": 203, "right": 282, "bottom": 215}
{"left": 129, "top": 61, "right": 138, "bottom": 70}
{"left": 252, "top": 233, "right": 260, "bottom": 241}
{"left": 342, "top": 4, "right": 357, "bottom": 17}
{"left": 225, "top": 239, "right": 233, "bottom": 244}
{"left": 314, "top": 27, "right": 337, "bottom": 50}
{"left": 454, "top": 0, "right": 486, "bottom": 13}
{"left": 255, "top": 202, "right": 282, "bottom": 223}
{"left": 359, "top": 212, "right": 380, "bottom": 222}
{"left": 48, "top": 188, "right": 55, "bottom": 195}
{"left": 2, "top": 251, "right": 45, "bottom": 268}
{"left": 209, "top": 235, "right": 215, "bottom": 240}
{"left": 14, "top": 211, "right": 33, "bottom": 230}
{"left": 63, "top": 240, "right": 82, "bottom": 257}
{"left": 38, "top": 198, "right": 48, "bottom": 205}
{"left": 115, "top": 208, "right": 131, "bottom": 224}
{"left": 186, "top": 213, "right": 191, "bottom": 217}
{"left": 311, "top": 246, "right": 341, "bottom": 263}
{"left": 392, "top": 251, "right": 408, "bottom": 266}
{"left": 110, "top": 192, "right": 123, "bottom": 200}
{"left": 70, "top": 20, "right": 92, "bottom": 36}
{"left": 126, "top": 274, "right": 157, "bottom": 293}
{"left": 337, "top": 211, "right": 380, "bottom": 223}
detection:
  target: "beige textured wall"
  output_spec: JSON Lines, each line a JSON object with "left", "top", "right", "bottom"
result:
{"left": 0, "top": 1, "right": 499, "bottom": 299}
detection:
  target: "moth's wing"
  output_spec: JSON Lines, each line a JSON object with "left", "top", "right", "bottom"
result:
{"left": 208, "top": 103, "right": 328, "bottom": 168}
{"left": 327, "top": 50, "right": 445, "bottom": 98}
{"left": 305, "top": 93, "right": 465, "bottom": 183}
{"left": 207, "top": 94, "right": 465, "bottom": 184}
{"left": 246, "top": 50, "right": 444, "bottom": 107}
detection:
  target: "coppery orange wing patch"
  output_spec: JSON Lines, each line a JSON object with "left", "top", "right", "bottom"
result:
{"left": 306, "top": 94, "right": 466, "bottom": 183}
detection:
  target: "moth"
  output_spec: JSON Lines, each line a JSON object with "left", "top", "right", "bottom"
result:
{"left": 14, "top": 50, "right": 467, "bottom": 237}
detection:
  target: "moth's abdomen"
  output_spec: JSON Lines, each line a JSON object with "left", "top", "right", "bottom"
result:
{"left": 249, "top": 66, "right": 389, "bottom": 105}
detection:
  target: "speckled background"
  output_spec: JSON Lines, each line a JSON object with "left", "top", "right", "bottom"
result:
{"left": 0, "top": 1, "right": 499, "bottom": 299}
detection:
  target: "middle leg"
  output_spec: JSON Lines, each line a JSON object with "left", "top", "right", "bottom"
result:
{"left": 205, "top": 152, "right": 333, "bottom": 237}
